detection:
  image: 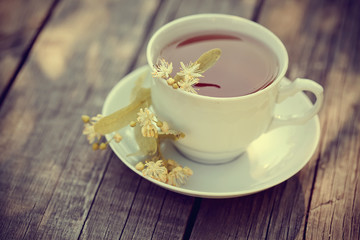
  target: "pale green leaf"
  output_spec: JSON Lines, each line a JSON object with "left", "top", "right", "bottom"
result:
{"left": 196, "top": 48, "right": 222, "bottom": 73}
{"left": 127, "top": 125, "right": 157, "bottom": 157}
{"left": 94, "top": 88, "right": 151, "bottom": 135}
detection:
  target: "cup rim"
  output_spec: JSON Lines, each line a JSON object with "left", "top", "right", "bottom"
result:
{"left": 146, "top": 13, "right": 289, "bottom": 101}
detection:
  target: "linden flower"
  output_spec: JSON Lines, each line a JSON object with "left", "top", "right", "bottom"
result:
{"left": 142, "top": 160, "right": 168, "bottom": 183}
{"left": 137, "top": 108, "right": 158, "bottom": 138}
{"left": 83, "top": 123, "right": 102, "bottom": 144}
{"left": 137, "top": 108, "right": 155, "bottom": 124}
{"left": 167, "top": 166, "right": 193, "bottom": 187}
{"left": 152, "top": 58, "right": 173, "bottom": 79}
{"left": 178, "top": 76, "right": 199, "bottom": 94}
{"left": 82, "top": 114, "right": 103, "bottom": 144}
{"left": 178, "top": 62, "right": 203, "bottom": 79}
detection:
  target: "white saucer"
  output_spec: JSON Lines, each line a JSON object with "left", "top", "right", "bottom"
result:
{"left": 102, "top": 66, "right": 320, "bottom": 198}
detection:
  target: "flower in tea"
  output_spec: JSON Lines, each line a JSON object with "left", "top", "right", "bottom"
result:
{"left": 152, "top": 58, "right": 173, "bottom": 79}
{"left": 178, "top": 62, "right": 203, "bottom": 79}
{"left": 152, "top": 49, "right": 221, "bottom": 95}
{"left": 178, "top": 75, "right": 200, "bottom": 94}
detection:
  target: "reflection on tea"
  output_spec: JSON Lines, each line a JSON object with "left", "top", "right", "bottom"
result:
{"left": 160, "top": 31, "right": 279, "bottom": 97}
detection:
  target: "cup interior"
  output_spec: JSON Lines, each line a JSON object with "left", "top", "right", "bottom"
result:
{"left": 147, "top": 14, "right": 289, "bottom": 97}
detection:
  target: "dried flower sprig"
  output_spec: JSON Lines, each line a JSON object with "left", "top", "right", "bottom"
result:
{"left": 80, "top": 47, "right": 221, "bottom": 187}
{"left": 82, "top": 70, "right": 192, "bottom": 186}
{"left": 152, "top": 48, "right": 221, "bottom": 94}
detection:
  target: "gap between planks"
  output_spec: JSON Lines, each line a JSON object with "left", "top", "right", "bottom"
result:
{"left": 0, "top": 0, "right": 61, "bottom": 108}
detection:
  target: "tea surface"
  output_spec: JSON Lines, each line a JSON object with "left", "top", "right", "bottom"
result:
{"left": 160, "top": 31, "right": 279, "bottom": 97}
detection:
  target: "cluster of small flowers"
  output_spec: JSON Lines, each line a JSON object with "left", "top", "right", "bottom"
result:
{"left": 82, "top": 114, "right": 122, "bottom": 150}
{"left": 152, "top": 58, "right": 203, "bottom": 94}
{"left": 82, "top": 108, "right": 192, "bottom": 187}
{"left": 131, "top": 107, "right": 182, "bottom": 138}
{"left": 135, "top": 159, "right": 193, "bottom": 187}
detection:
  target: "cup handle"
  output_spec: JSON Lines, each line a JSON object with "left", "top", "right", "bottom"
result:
{"left": 267, "top": 78, "right": 324, "bottom": 131}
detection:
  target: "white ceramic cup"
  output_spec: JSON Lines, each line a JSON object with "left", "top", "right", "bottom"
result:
{"left": 147, "top": 14, "right": 323, "bottom": 164}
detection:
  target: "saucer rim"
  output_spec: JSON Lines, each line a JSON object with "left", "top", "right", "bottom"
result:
{"left": 103, "top": 65, "right": 320, "bottom": 199}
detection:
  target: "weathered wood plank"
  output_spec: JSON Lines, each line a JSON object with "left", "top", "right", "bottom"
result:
{"left": 118, "top": 184, "right": 194, "bottom": 240}
{"left": 0, "top": 0, "right": 57, "bottom": 99}
{"left": 0, "top": 0, "right": 160, "bottom": 239}
{"left": 302, "top": 0, "right": 360, "bottom": 239}
{"left": 79, "top": 157, "right": 194, "bottom": 240}
{"left": 189, "top": 0, "right": 359, "bottom": 239}
{"left": 189, "top": 178, "right": 308, "bottom": 239}
{"left": 258, "top": 0, "right": 360, "bottom": 239}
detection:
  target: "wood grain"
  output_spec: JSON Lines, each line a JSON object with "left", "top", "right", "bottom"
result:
{"left": 190, "top": 177, "right": 307, "bottom": 239}
{"left": 78, "top": 156, "right": 193, "bottom": 240}
{"left": 0, "top": 0, "right": 359, "bottom": 239}
{"left": 303, "top": 0, "right": 360, "bottom": 239}
{"left": 0, "top": 0, "right": 162, "bottom": 238}
{"left": 0, "top": 0, "right": 57, "bottom": 99}
{"left": 189, "top": 0, "right": 360, "bottom": 239}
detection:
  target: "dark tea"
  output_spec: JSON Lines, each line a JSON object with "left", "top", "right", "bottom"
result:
{"left": 160, "top": 31, "right": 279, "bottom": 97}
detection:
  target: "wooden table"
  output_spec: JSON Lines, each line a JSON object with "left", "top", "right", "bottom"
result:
{"left": 1, "top": 0, "right": 359, "bottom": 239}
